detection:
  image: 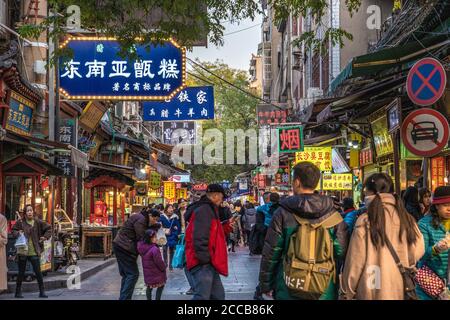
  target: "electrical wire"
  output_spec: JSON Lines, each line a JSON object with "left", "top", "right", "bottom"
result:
{"left": 222, "top": 23, "right": 262, "bottom": 36}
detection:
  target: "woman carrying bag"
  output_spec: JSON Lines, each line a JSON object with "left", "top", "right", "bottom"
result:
{"left": 160, "top": 204, "right": 181, "bottom": 271}
{"left": 416, "top": 186, "right": 450, "bottom": 300}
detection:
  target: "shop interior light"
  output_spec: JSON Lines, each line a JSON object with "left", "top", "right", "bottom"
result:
{"left": 109, "top": 191, "right": 114, "bottom": 196}
{"left": 140, "top": 168, "right": 146, "bottom": 174}
{"left": 445, "top": 176, "right": 449, "bottom": 184}
{"left": 35, "top": 197, "right": 42, "bottom": 204}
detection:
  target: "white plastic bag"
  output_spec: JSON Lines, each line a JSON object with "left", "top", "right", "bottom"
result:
{"left": 14, "top": 233, "right": 28, "bottom": 255}
{"left": 156, "top": 228, "right": 167, "bottom": 246}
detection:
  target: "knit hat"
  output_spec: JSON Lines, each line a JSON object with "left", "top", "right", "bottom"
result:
{"left": 432, "top": 186, "right": 450, "bottom": 205}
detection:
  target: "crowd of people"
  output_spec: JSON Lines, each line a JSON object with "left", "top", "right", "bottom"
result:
{"left": 0, "top": 161, "right": 448, "bottom": 301}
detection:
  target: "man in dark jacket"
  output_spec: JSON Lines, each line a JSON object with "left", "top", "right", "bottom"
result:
{"left": 185, "top": 184, "right": 235, "bottom": 300}
{"left": 259, "top": 162, "right": 349, "bottom": 300}
{"left": 12, "top": 205, "right": 51, "bottom": 298}
{"left": 113, "top": 208, "right": 160, "bottom": 300}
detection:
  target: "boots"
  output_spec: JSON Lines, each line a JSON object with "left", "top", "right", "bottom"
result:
{"left": 39, "top": 284, "right": 48, "bottom": 298}
{"left": 15, "top": 285, "right": 24, "bottom": 299}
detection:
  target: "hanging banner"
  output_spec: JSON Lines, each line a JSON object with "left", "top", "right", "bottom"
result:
{"left": 162, "top": 121, "right": 196, "bottom": 145}
{"left": 59, "top": 37, "right": 186, "bottom": 100}
{"left": 176, "top": 188, "right": 188, "bottom": 200}
{"left": 149, "top": 171, "right": 161, "bottom": 189}
{"left": 56, "top": 119, "right": 76, "bottom": 176}
{"left": 321, "top": 173, "right": 353, "bottom": 191}
{"left": 295, "top": 147, "right": 332, "bottom": 172}
{"left": 6, "top": 91, "right": 35, "bottom": 136}
{"left": 278, "top": 126, "right": 303, "bottom": 153}
{"left": 360, "top": 147, "right": 374, "bottom": 166}
{"left": 142, "top": 86, "right": 214, "bottom": 121}
{"left": 163, "top": 181, "right": 176, "bottom": 200}
{"left": 79, "top": 101, "right": 109, "bottom": 132}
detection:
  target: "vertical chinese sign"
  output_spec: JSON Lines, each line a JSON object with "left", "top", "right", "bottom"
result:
{"left": 278, "top": 126, "right": 303, "bottom": 153}
{"left": 6, "top": 91, "right": 35, "bottom": 136}
{"left": 59, "top": 37, "right": 186, "bottom": 100}
{"left": 275, "top": 167, "right": 290, "bottom": 186}
{"left": 56, "top": 119, "right": 76, "bottom": 176}
{"left": 149, "top": 171, "right": 161, "bottom": 190}
{"left": 295, "top": 147, "right": 332, "bottom": 171}
{"left": 163, "top": 181, "right": 176, "bottom": 200}
{"left": 431, "top": 157, "right": 445, "bottom": 191}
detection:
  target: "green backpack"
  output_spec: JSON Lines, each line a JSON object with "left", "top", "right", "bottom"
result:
{"left": 283, "top": 211, "right": 343, "bottom": 300}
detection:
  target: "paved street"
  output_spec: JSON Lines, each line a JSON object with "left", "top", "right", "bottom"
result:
{"left": 0, "top": 246, "right": 261, "bottom": 300}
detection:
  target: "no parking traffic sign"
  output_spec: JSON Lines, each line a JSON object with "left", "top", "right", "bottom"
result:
{"left": 401, "top": 108, "right": 449, "bottom": 157}
{"left": 406, "top": 58, "right": 447, "bottom": 106}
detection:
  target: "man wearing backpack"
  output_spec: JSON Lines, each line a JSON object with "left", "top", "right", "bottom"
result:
{"left": 259, "top": 162, "right": 349, "bottom": 300}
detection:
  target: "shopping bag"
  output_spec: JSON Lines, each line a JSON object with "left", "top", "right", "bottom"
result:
{"left": 156, "top": 227, "right": 167, "bottom": 246}
{"left": 171, "top": 234, "right": 185, "bottom": 269}
{"left": 14, "top": 233, "right": 28, "bottom": 255}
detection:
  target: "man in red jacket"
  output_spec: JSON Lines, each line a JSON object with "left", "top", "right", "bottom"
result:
{"left": 185, "top": 184, "right": 235, "bottom": 300}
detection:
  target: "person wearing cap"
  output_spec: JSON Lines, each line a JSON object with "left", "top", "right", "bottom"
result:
{"left": 184, "top": 183, "right": 236, "bottom": 300}
{"left": 417, "top": 186, "right": 450, "bottom": 300}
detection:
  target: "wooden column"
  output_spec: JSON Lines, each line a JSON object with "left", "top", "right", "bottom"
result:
{"left": 113, "top": 187, "right": 117, "bottom": 226}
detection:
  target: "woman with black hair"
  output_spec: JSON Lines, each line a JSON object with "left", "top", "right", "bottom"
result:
{"left": 403, "top": 186, "right": 423, "bottom": 221}
{"left": 113, "top": 207, "right": 160, "bottom": 300}
{"left": 416, "top": 186, "right": 450, "bottom": 300}
{"left": 419, "top": 188, "right": 432, "bottom": 216}
{"left": 340, "top": 173, "right": 424, "bottom": 300}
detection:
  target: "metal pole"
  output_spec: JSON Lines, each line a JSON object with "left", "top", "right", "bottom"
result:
{"left": 423, "top": 158, "right": 429, "bottom": 189}
{"left": 393, "top": 130, "right": 401, "bottom": 195}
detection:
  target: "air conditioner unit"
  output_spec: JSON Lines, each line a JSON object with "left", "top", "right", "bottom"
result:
{"left": 33, "top": 60, "right": 46, "bottom": 75}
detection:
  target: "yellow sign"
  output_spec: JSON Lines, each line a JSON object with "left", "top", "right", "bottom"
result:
{"left": 176, "top": 188, "right": 188, "bottom": 200}
{"left": 372, "top": 115, "right": 393, "bottom": 157}
{"left": 320, "top": 174, "right": 353, "bottom": 191}
{"left": 163, "top": 181, "right": 176, "bottom": 200}
{"left": 295, "top": 147, "right": 332, "bottom": 171}
{"left": 79, "top": 101, "right": 108, "bottom": 132}
{"left": 149, "top": 171, "right": 161, "bottom": 189}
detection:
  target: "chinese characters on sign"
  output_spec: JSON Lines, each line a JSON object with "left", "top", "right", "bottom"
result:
{"left": 149, "top": 171, "right": 162, "bottom": 190}
{"left": 163, "top": 181, "right": 176, "bottom": 200}
{"left": 372, "top": 115, "right": 394, "bottom": 157}
{"left": 176, "top": 188, "right": 188, "bottom": 200}
{"left": 6, "top": 91, "right": 35, "bottom": 136}
{"left": 162, "top": 121, "right": 196, "bottom": 145}
{"left": 143, "top": 86, "right": 214, "bottom": 121}
{"left": 278, "top": 126, "right": 303, "bottom": 153}
{"left": 295, "top": 147, "right": 332, "bottom": 172}
{"left": 257, "top": 104, "right": 288, "bottom": 125}
{"left": 360, "top": 148, "right": 374, "bottom": 166}
{"left": 431, "top": 157, "right": 445, "bottom": 192}
{"left": 59, "top": 38, "right": 186, "bottom": 100}
{"left": 275, "top": 167, "right": 290, "bottom": 186}
{"left": 56, "top": 119, "right": 76, "bottom": 176}
{"left": 320, "top": 174, "right": 353, "bottom": 191}
{"left": 192, "top": 183, "right": 208, "bottom": 191}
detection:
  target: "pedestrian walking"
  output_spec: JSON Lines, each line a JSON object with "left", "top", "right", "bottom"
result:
{"left": 184, "top": 184, "right": 235, "bottom": 300}
{"left": 113, "top": 207, "right": 160, "bottom": 300}
{"left": 340, "top": 173, "right": 424, "bottom": 300}
{"left": 181, "top": 199, "right": 195, "bottom": 295}
{"left": 259, "top": 162, "right": 348, "bottom": 300}
{"left": 257, "top": 192, "right": 272, "bottom": 231}
{"left": 160, "top": 204, "right": 181, "bottom": 271}
{"left": 416, "top": 186, "right": 450, "bottom": 300}
{"left": 0, "top": 212, "right": 7, "bottom": 294}
{"left": 137, "top": 229, "right": 167, "bottom": 300}
{"left": 228, "top": 204, "right": 242, "bottom": 253}
{"left": 419, "top": 188, "right": 432, "bottom": 216}
{"left": 241, "top": 203, "right": 256, "bottom": 247}
{"left": 403, "top": 186, "right": 423, "bottom": 221}
{"left": 249, "top": 203, "right": 266, "bottom": 255}
{"left": 12, "top": 205, "right": 52, "bottom": 298}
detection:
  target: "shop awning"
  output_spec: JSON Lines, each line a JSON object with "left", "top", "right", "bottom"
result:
{"left": 3, "top": 130, "right": 70, "bottom": 150}
{"left": 304, "top": 133, "right": 341, "bottom": 146}
{"left": 156, "top": 160, "right": 189, "bottom": 179}
{"left": 329, "top": 34, "right": 450, "bottom": 93}
{"left": 88, "top": 160, "right": 134, "bottom": 175}
{"left": 84, "top": 167, "right": 135, "bottom": 189}
{"left": 2, "top": 155, "right": 64, "bottom": 176}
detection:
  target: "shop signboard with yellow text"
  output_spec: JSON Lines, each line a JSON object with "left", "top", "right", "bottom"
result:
{"left": 295, "top": 147, "right": 332, "bottom": 172}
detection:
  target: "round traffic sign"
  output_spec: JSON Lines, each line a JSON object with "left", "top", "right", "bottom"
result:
{"left": 406, "top": 58, "right": 447, "bottom": 106}
{"left": 401, "top": 108, "right": 449, "bottom": 157}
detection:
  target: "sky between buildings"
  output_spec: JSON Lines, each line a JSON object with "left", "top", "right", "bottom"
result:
{"left": 187, "top": 16, "right": 263, "bottom": 73}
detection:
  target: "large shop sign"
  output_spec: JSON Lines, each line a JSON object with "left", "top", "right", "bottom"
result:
{"left": 59, "top": 37, "right": 186, "bottom": 100}
{"left": 162, "top": 121, "right": 196, "bottom": 145}
{"left": 257, "top": 104, "right": 288, "bottom": 125}
{"left": 295, "top": 147, "right": 332, "bottom": 172}
{"left": 6, "top": 91, "right": 35, "bottom": 136}
{"left": 318, "top": 174, "right": 353, "bottom": 191}
{"left": 56, "top": 119, "right": 76, "bottom": 176}
{"left": 278, "top": 126, "right": 303, "bottom": 153}
{"left": 142, "top": 86, "right": 214, "bottom": 121}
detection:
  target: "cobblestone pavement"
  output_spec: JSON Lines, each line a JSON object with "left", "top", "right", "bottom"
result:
{"left": 0, "top": 246, "right": 261, "bottom": 300}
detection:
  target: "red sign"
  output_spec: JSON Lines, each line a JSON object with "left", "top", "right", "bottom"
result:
{"left": 257, "top": 104, "right": 288, "bottom": 125}
{"left": 257, "top": 174, "right": 266, "bottom": 189}
{"left": 192, "top": 183, "right": 208, "bottom": 191}
{"left": 407, "top": 58, "right": 447, "bottom": 106}
{"left": 401, "top": 108, "right": 449, "bottom": 157}
{"left": 278, "top": 126, "right": 303, "bottom": 153}
{"left": 359, "top": 148, "right": 373, "bottom": 166}
{"left": 275, "top": 167, "right": 290, "bottom": 185}
{"left": 431, "top": 157, "right": 446, "bottom": 192}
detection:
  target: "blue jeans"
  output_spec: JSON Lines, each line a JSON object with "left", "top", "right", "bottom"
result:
{"left": 190, "top": 264, "right": 225, "bottom": 300}
{"left": 113, "top": 244, "right": 139, "bottom": 300}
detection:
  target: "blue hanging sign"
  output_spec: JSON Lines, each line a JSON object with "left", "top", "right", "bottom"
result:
{"left": 142, "top": 86, "right": 214, "bottom": 121}
{"left": 6, "top": 91, "right": 35, "bottom": 136}
{"left": 59, "top": 37, "right": 186, "bottom": 100}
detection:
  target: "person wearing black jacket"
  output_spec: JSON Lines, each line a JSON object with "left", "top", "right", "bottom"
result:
{"left": 113, "top": 208, "right": 161, "bottom": 300}
{"left": 403, "top": 186, "right": 423, "bottom": 221}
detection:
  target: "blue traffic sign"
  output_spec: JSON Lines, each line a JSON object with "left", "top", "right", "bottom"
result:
{"left": 142, "top": 86, "right": 214, "bottom": 121}
{"left": 406, "top": 58, "right": 447, "bottom": 106}
{"left": 59, "top": 37, "right": 186, "bottom": 100}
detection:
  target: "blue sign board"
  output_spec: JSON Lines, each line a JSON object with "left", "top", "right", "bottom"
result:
{"left": 6, "top": 91, "right": 35, "bottom": 136}
{"left": 59, "top": 37, "right": 186, "bottom": 100}
{"left": 142, "top": 86, "right": 214, "bottom": 121}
